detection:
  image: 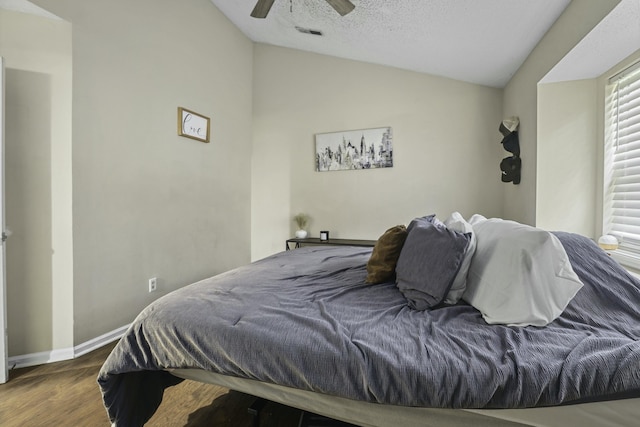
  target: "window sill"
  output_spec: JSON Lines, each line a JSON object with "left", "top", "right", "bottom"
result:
{"left": 609, "top": 249, "right": 640, "bottom": 279}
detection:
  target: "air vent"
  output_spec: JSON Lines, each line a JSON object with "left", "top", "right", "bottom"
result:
{"left": 295, "top": 26, "right": 323, "bottom": 36}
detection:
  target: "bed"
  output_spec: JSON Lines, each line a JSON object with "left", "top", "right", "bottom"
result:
{"left": 98, "top": 215, "right": 640, "bottom": 427}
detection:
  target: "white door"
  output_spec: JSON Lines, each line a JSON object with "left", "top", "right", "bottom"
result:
{"left": 0, "top": 57, "right": 8, "bottom": 384}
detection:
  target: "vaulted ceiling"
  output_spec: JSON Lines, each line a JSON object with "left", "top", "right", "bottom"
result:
{"left": 210, "top": 0, "right": 571, "bottom": 88}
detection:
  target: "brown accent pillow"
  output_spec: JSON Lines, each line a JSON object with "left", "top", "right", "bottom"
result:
{"left": 366, "top": 225, "right": 408, "bottom": 284}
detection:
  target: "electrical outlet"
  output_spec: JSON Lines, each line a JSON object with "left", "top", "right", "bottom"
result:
{"left": 148, "top": 277, "right": 157, "bottom": 293}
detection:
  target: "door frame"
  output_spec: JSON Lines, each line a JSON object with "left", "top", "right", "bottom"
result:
{"left": 1, "top": 56, "right": 8, "bottom": 384}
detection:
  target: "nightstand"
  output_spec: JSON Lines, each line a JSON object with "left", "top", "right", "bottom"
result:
{"left": 286, "top": 237, "right": 376, "bottom": 251}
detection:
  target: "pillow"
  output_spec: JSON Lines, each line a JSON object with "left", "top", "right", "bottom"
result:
{"left": 395, "top": 215, "right": 470, "bottom": 310}
{"left": 366, "top": 225, "right": 408, "bottom": 284}
{"left": 462, "top": 218, "right": 583, "bottom": 326}
{"left": 443, "top": 212, "right": 477, "bottom": 304}
{"left": 469, "top": 213, "right": 487, "bottom": 225}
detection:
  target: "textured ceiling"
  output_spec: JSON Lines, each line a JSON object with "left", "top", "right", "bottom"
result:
{"left": 210, "top": 0, "right": 571, "bottom": 88}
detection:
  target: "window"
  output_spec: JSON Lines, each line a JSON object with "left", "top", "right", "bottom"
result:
{"left": 604, "top": 61, "right": 640, "bottom": 265}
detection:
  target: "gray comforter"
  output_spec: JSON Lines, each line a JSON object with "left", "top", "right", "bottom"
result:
{"left": 98, "top": 232, "right": 640, "bottom": 426}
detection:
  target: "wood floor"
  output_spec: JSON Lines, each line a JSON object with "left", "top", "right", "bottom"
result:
{"left": 0, "top": 341, "right": 301, "bottom": 426}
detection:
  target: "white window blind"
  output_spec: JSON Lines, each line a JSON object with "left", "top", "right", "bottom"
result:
{"left": 604, "top": 61, "right": 640, "bottom": 256}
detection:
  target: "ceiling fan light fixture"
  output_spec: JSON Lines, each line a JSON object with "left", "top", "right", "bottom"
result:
{"left": 250, "top": 0, "right": 355, "bottom": 18}
{"left": 250, "top": 0, "right": 276, "bottom": 18}
{"left": 325, "top": 0, "right": 355, "bottom": 16}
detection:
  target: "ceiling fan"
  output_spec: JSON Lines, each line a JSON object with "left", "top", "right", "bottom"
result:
{"left": 251, "top": 0, "right": 355, "bottom": 19}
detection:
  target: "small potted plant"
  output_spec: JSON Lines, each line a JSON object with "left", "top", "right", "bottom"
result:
{"left": 293, "top": 213, "right": 309, "bottom": 239}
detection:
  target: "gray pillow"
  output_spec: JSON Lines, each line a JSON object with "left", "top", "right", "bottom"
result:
{"left": 396, "top": 215, "right": 470, "bottom": 310}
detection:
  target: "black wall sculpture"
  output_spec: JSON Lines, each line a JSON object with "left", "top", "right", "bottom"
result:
{"left": 499, "top": 117, "right": 520, "bottom": 185}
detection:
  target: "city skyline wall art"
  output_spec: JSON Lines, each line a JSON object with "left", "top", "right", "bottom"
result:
{"left": 315, "top": 127, "right": 393, "bottom": 172}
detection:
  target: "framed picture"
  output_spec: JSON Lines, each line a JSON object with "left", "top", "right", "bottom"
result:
{"left": 315, "top": 127, "right": 393, "bottom": 172}
{"left": 178, "top": 107, "right": 210, "bottom": 143}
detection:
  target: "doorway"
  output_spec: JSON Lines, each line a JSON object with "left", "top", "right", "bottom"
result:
{"left": 5, "top": 68, "right": 54, "bottom": 357}
{"left": 0, "top": 5, "right": 73, "bottom": 376}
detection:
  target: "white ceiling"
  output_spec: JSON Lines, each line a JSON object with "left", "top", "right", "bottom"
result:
{"left": 210, "top": 0, "right": 571, "bottom": 88}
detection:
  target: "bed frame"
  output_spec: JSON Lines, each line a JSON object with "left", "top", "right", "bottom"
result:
{"left": 172, "top": 368, "right": 640, "bottom": 427}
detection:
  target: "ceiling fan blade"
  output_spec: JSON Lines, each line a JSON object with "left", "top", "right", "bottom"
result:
{"left": 251, "top": 0, "right": 276, "bottom": 19}
{"left": 325, "top": 0, "right": 355, "bottom": 16}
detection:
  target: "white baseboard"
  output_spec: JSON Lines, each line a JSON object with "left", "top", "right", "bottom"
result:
{"left": 73, "top": 324, "right": 130, "bottom": 358}
{"left": 7, "top": 324, "right": 130, "bottom": 370}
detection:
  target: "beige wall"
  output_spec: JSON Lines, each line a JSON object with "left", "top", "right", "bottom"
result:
{"left": 0, "top": 9, "right": 73, "bottom": 356}
{"left": 537, "top": 79, "right": 598, "bottom": 235}
{"left": 31, "top": 0, "right": 254, "bottom": 345}
{"left": 252, "top": 45, "right": 504, "bottom": 261}
{"left": 502, "top": 0, "right": 620, "bottom": 226}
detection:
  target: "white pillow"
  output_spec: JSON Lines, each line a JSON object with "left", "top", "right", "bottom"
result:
{"left": 462, "top": 217, "right": 583, "bottom": 326}
{"left": 468, "top": 213, "right": 487, "bottom": 226}
{"left": 443, "top": 212, "right": 477, "bottom": 304}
